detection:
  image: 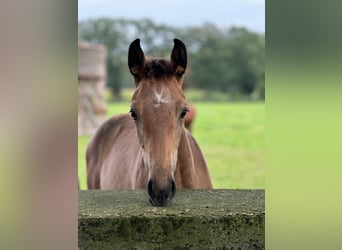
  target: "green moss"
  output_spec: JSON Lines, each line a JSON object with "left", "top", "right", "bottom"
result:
{"left": 79, "top": 189, "right": 265, "bottom": 249}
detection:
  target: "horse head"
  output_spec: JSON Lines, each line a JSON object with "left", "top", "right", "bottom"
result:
{"left": 128, "top": 38, "right": 188, "bottom": 205}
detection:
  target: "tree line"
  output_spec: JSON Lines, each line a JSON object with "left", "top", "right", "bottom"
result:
{"left": 78, "top": 18, "right": 264, "bottom": 101}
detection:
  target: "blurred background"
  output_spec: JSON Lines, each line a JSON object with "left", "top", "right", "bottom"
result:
{"left": 3, "top": 1, "right": 342, "bottom": 249}
{"left": 78, "top": 0, "right": 265, "bottom": 190}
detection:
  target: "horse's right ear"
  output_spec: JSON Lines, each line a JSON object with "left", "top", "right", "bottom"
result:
{"left": 128, "top": 38, "right": 145, "bottom": 80}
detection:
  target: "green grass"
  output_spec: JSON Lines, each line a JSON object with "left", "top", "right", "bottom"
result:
{"left": 78, "top": 136, "right": 90, "bottom": 189}
{"left": 78, "top": 90, "right": 264, "bottom": 190}
{"left": 192, "top": 102, "right": 264, "bottom": 189}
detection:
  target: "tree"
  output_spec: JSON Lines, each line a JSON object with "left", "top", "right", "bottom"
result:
{"left": 189, "top": 26, "right": 265, "bottom": 99}
{"left": 78, "top": 18, "right": 265, "bottom": 101}
{"left": 78, "top": 18, "right": 130, "bottom": 98}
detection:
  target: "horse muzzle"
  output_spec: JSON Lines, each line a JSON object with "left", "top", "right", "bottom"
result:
{"left": 147, "top": 178, "right": 176, "bottom": 206}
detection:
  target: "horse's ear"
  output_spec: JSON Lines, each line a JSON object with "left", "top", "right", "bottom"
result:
{"left": 170, "top": 39, "right": 187, "bottom": 77}
{"left": 128, "top": 38, "right": 145, "bottom": 80}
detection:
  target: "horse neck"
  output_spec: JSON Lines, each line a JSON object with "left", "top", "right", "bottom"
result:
{"left": 175, "top": 128, "right": 196, "bottom": 188}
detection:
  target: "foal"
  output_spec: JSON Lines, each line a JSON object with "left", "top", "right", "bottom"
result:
{"left": 87, "top": 39, "right": 212, "bottom": 206}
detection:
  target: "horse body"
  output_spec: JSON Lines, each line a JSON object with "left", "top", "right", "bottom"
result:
{"left": 87, "top": 38, "right": 212, "bottom": 205}
{"left": 87, "top": 114, "right": 145, "bottom": 189}
{"left": 87, "top": 114, "right": 211, "bottom": 190}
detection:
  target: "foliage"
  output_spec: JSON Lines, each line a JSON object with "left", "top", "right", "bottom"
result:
{"left": 190, "top": 27, "right": 265, "bottom": 99}
{"left": 78, "top": 18, "right": 264, "bottom": 100}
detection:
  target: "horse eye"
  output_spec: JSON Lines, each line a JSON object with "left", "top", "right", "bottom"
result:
{"left": 129, "top": 108, "right": 138, "bottom": 121}
{"left": 180, "top": 107, "right": 189, "bottom": 119}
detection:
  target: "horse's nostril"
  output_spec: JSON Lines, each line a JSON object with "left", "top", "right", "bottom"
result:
{"left": 171, "top": 180, "right": 176, "bottom": 196}
{"left": 148, "top": 180, "right": 154, "bottom": 199}
{"left": 160, "top": 190, "right": 168, "bottom": 202}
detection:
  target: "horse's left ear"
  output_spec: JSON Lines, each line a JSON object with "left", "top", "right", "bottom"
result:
{"left": 170, "top": 39, "right": 187, "bottom": 78}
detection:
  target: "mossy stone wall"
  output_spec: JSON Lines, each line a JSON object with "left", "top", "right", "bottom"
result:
{"left": 79, "top": 189, "right": 264, "bottom": 249}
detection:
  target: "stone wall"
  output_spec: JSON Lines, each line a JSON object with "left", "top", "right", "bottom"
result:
{"left": 78, "top": 42, "right": 107, "bottom": 135}
{"left": 78, "top": 189, "right": 265, "bottom": 249}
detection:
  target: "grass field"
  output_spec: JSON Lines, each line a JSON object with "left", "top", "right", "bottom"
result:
{"left": 78, "top": 90, "right": 264, "bottom": 190}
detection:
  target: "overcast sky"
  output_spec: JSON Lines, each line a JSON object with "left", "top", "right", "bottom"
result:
{"left": 78, "top": 0, "right": 264, "bottom": 33}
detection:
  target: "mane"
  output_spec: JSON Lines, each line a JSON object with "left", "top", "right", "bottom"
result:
{"left": 142, "top": 58, "right": 174, "bottom": 79}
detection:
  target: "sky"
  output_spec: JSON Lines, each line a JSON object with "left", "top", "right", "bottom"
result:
{"left": 78, "top": 0, "right": 265, "bottom": 33}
